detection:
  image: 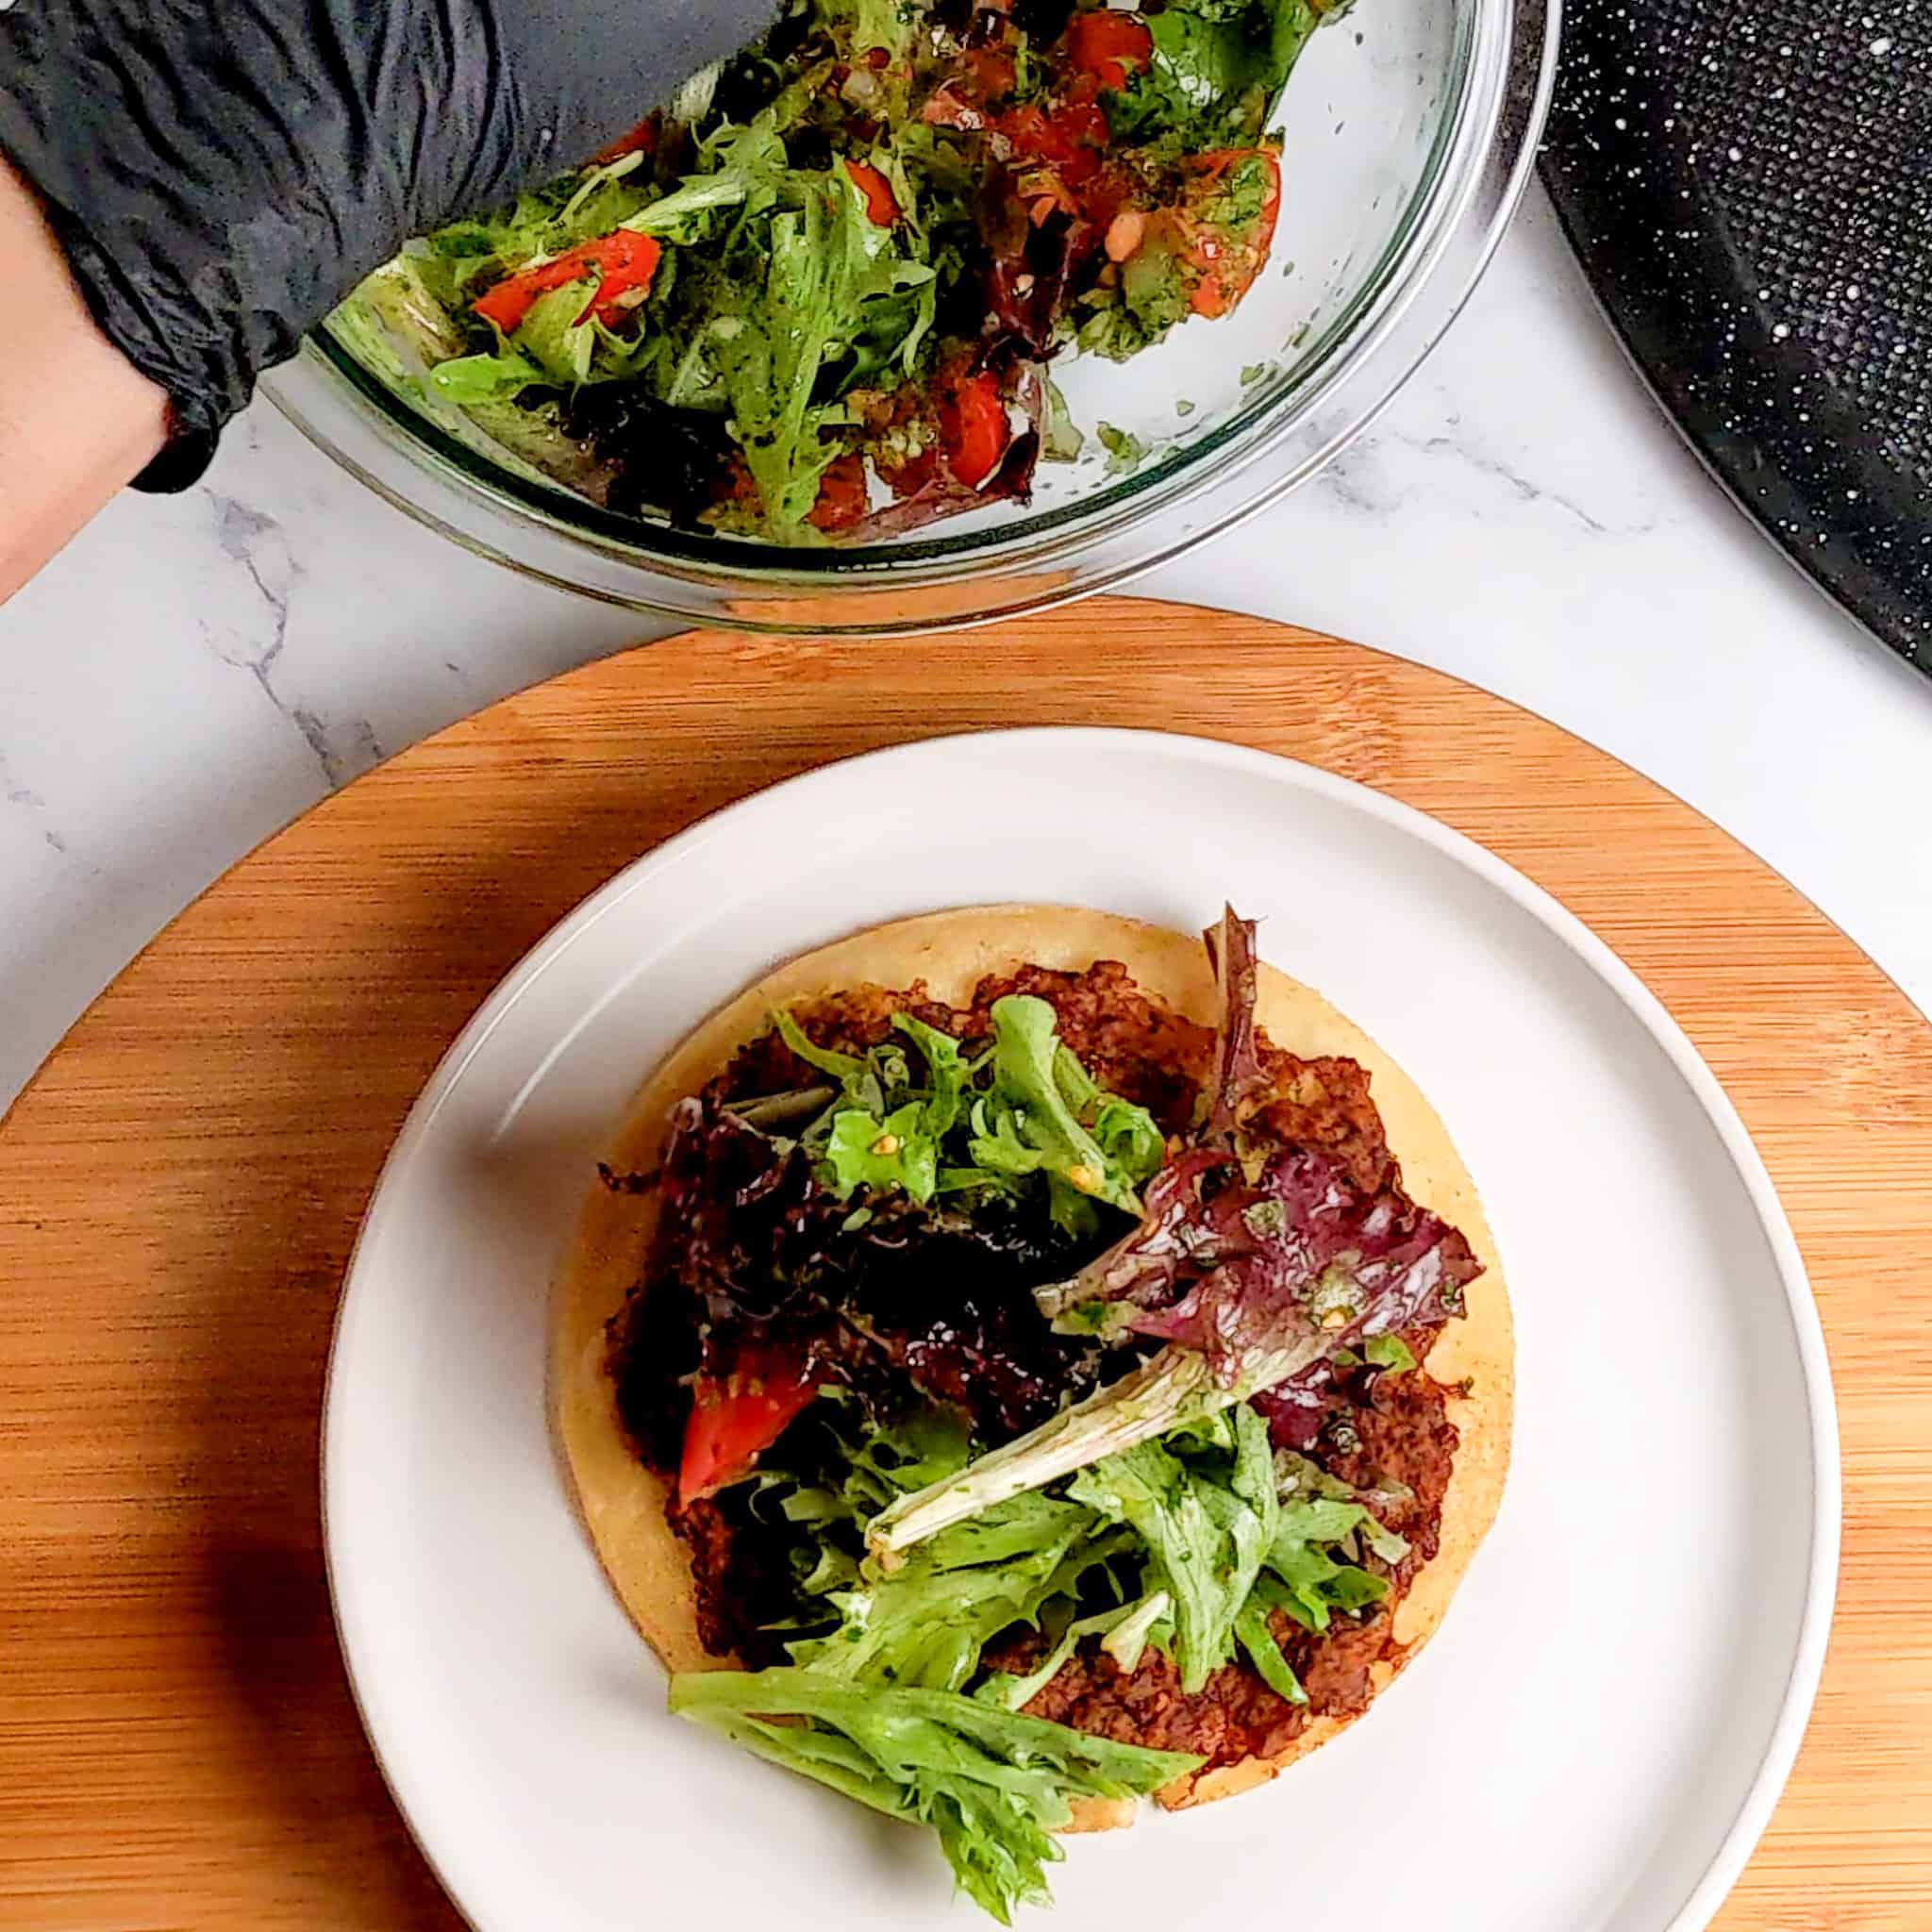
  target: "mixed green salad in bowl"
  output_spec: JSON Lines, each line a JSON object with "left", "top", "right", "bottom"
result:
{"left": 330, "top": 0, "right": 1336, "bottom": 546}
{"left": 281, "top": 0, "right": 1548, "bottom": 620}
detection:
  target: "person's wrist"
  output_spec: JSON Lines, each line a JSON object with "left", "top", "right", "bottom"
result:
{"left": 0, "top": 153, "right": 169, "bottom": 602}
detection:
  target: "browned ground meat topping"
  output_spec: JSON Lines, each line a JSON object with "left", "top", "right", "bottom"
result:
{"left": 1324, "top": 1370, "right": 1459, "bottom": 1587}
{"left": 646, "top": 958, "right": 1458, "bottom": 1764}
{"left": 1017, "top": 1639, "right": 1311, "bottom": 1764}
{"left": 712, "top": 963, "right": 1211, "bottom": 1134}
{"left": 675, "top": 1495, "right": 741, "bottom": 1659}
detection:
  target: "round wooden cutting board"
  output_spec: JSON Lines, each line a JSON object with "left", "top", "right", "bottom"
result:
{"left": 2, "top": 598, "right": 1926, "bottom": 1931}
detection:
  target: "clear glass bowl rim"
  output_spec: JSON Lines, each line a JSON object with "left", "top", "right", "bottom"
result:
{"left": 263, "top": 0, "right": 1558, "bottom": 635}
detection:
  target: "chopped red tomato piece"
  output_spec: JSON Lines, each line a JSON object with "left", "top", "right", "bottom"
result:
{"left": 473, "top": 230, "right": 662, "bottom": 336}
{"left": 591, "top": 114, "right": 659, "bottom": 165}
{"left": 995, "top": 101, "right": 1110, "bottom": 187}
{"left": 843, "top": 159, "right": 902, "bottom": 227}
{"left": 1066, "top": 9, "right": 1153, "bottom": 91}
{"left": 1177, "top": 147, "right": 1281, "bottom": 318}
{"left": 808, "top": 453, "right": 872, "bottom": 531}
{"left": 676, "top": 1348, "right": 821, "bottom": 1507}
{"left": 938, "top": 368, "right": 1010, "bottom": 489}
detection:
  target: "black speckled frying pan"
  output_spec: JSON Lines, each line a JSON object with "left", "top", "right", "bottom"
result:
{"left": 1540, "top": 0, "right": 1932, "bottom": 670}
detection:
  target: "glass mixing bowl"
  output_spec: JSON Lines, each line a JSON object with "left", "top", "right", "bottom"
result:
{"left": 261, "top": 0, "right": 1557, "bottom": 634}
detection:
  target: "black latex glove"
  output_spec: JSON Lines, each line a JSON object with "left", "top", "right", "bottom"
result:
{"left": 0, "top": 0, "right": 773, "bottom": 489}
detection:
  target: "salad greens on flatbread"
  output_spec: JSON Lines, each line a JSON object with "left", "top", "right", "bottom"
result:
{"left": 555, "top": 909, "right": 1511, "bottom": 1919}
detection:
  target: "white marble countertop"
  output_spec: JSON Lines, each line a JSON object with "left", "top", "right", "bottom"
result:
{"left": 5, "top": 185, "right": 1930, "bottom": 1112}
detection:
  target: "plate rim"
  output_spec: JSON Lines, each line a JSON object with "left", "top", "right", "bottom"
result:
{"left": 322, "top": 723, "right": 1841, "bottom": 1932}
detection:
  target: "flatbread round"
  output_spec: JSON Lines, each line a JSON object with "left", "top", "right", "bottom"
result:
{"left": 552, "top": 907, "right": 1512, "bottom": 1818}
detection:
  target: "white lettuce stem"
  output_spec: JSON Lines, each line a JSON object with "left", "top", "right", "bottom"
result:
{"left": 865, "top": 1336, "right": 1324, "bottom": 1558}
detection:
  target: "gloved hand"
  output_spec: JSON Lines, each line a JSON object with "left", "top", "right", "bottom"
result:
{"left": 0, "top": 0, "right": 774, "bottom": 489}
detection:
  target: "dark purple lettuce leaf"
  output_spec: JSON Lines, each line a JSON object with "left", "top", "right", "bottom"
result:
{"left": 1042, "top": 1142, "right": 1477, "bottom": 1383}
{"left": 1248, "top": 1368, "right": 1330, "bottom": 1450}
{"left": 1037, "top": 907, "right": 1481, "bottom": 1389}
{"left": 1199, "top": 905, "right": 1269, "bottom": 1141}
{"left": 629, "top": 1094, "right": 1107, "bottom": 1443}
{"left": 1131, "top": 1147, "right": 1476, "bottom": 1358}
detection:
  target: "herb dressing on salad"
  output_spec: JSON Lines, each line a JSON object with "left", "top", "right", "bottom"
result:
{"left": 332, "top": 0, "right": 1341, "bottom": 542}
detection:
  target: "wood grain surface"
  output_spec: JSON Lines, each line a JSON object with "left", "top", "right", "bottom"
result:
{"left": 1, "top": 598, "right": 1925, "bottom": 1931}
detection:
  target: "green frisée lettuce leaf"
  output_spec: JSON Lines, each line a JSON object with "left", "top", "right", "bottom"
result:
{"left": 514, "top": 280, "right": 599, "bottom": 383}
{"left": 959, "top": 996, "right": 1163, "bottom": 1232}
{"left": 708, "top": 163, "right": 926, "bottom": 529}
{"left": 426, "top": 346, "right": 545, "bottom": 403}
{"left": 1233, "top": 1597, "right": 1307, "bottom": 1704}
{"left": 1274, "top": 1495, "right": 1380, "bottom": 1543}
{"left": 1258, "top": 1542, "right": 1389, "bottom": 1631}
{"left": 1056, "top": 1406, "right": 1395, "bottom": 1691}
{"left": 755, "top": 1407, "right": 1135, "bottom": 1695}
{"left": 770, "top": 1008, "right": 958, "bottom": 1203}
{"left": 1068, "top": 1404, "right": 1278, "bottom": 1692}
{"left": 1096, "top": 1587, "right": 1174, "bottom": 1673}
{"left": 1274, "top": 1450, "right": 1412, "bottom": 1566}
{"left": 895, "top": 1013, "right": 973, "bottom": 1135}
{"left": 824, "top": 1102, "right": 941, "bottom": 1201}
{"left": 670, "top": 1670, "right": 1202, "bottom": 1924}
{"left": 618, "top": 114, "right": 793, "bottom": 243}
{"left": 791, "top": 1490, "right": 1134, "bottom": 1691}
{"left": 1257, "top": 1456, "right": 1402, "bottom": 1626}
{"left": 695, "top": 1391, "right": 1402, "bottom": 1920}
{"left": 769, "top": 997, "right": 1161, "bottom": 1222}
{"left": 959, "top": 996, "right": 1166, "bottom": 1226}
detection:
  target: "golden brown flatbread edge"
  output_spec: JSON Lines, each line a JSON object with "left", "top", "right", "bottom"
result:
{"left": 549, "top": 906, "right": 1513, "bottom": 1823}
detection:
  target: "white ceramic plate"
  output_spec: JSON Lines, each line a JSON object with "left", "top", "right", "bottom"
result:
{"left": 324, "top": 727, "right": 1838, "bottom": 1932}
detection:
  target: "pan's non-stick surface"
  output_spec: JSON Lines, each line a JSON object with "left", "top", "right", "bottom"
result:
{"left": 1541, "top": 0, "right": 1932, "bottom": 667}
